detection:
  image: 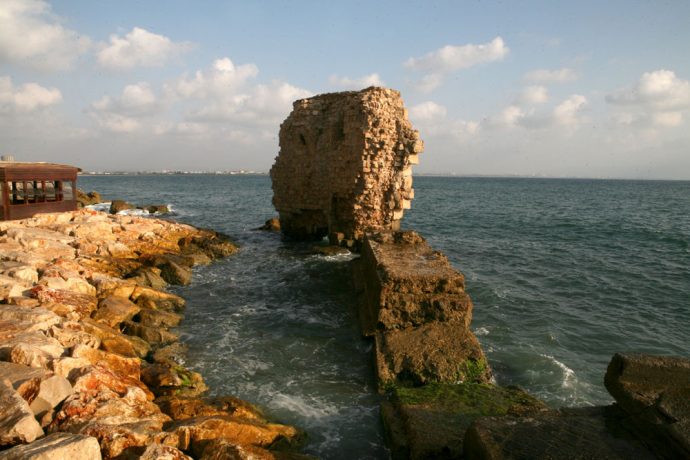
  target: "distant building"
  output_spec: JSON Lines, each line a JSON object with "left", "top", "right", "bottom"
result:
{"left": 0, "top": 161, "right": 80, "bottom": 221}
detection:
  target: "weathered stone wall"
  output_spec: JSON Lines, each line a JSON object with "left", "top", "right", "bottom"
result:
{"left": 270, "top": 87, "right": 422, "bottom": 247}
{"left": 353, "top": 230, "right": 491, "bottom": 388}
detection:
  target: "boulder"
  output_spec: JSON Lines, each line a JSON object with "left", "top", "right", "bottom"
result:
{"left": 49, "top": 357, "right": 91, "bottom": 382}
{"left": 146, "top": 204, "right": 170, "bottom": 214}
{"left": 604, "top": 353, "right": 690, "bottom": 457}
{"left": 0, "top": 432, "right": 101, "bottom": 460}
{"left": 139, "top": 443, "right": 192, "bottom": 460}
{"left": 109, "top": 200, "right": 134, "bottom": 214}
{"left": 71, "top": 344, "right": 141, "bottom": 380}
{"left": 0, "top": 362, "right": 49, "bottom": 401}
{"left": 158, "top": 260, "right": 192, "bottom": 286}
{"left": 122, "top": 320, "right": 178, "bottom": 345}
{"left": 156, "top": 396, "right": 265, "bottom": 422}
{"left": 47, "top": 323, "right": 101, "bottom": 349}
{"left": 198, "top": 440, "right": 281, "bottom": 460}
{"left": 125, "top": 267, "right": 168, "bottom": 291}
{"left": 170, "top": 415, "right": 303, "bottom": 457}
{"left": 29, "top": 374, "right": 73, "bottom": 420}
{"left": 135, "top": 307, "right": 183, "bottom": 328}
{"left": 70, "top": 365, "right": 153, "bottom": 400}
{"left": 92, "top": 296, "right": 140, "bottom": 328}
{"left": 463, "top": 406, "right": 656, "bottom": 460}
{"left": 256, "top": 218, "right": 281, "bottom": 232}
{"left": 31, "top": 286, "right": 98, "bottom": 321}
{"left": 0, "top": 379, "right": 44, "bottom": 447}
{"left": 0, "top": 305, "right": 62, "bottom": 333}
{"left": 375, "top": 321, "right": 491, "bottom": 387}
{"left": 130, "top": 286, "right": 185, "bottom": 312}
{"left": 382, "top": 383, "right": 547, "bottom": 459}
{"left": 141, "top": 362, "right": 207, "bottom": 398}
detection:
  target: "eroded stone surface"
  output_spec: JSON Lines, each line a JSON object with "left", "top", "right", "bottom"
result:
{"left": 271, "top": 87, "right": 421, "bottom": 247}
{"left": 0, "top": 432, "right": 102, "bottom": 460}
{"left": 0, "top": 380, "right": 44, "bottom": 447}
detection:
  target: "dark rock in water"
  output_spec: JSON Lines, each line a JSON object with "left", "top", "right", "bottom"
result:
{"left": 464, "top": 406, "right": 656, "bottom": 460}
{"left": 382, "top": 383, "right": 546, "bottom": 459}
{"left": 605, "top": 352, "right": 690, "bottom": 458}
{"left": 76, "top": 189, "right": 102, "bottom": 208}
{"left": 109, "top": 199, "right": 134, "bottom": 214}
{"left": 256, "top": 217, "right": 281, "bottom": 232}
{"left": 146, "top": 204, "right": 169, "bottom": 214}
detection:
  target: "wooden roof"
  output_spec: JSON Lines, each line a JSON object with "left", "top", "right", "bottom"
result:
{"left": 0, "top": 162, "right": 81, "bottom": 180}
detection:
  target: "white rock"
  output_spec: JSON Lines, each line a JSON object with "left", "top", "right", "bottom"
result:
{"left": 0, "top": 432, "right": 101, "bottom": 459}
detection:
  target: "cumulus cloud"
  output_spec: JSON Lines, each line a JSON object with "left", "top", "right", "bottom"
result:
{"left": 172, "top": 57, "right": 259, "bottom": 99}
{"left": 517, "top": 85, "right": 549, "bottom": 105}
{"left": 90, "top": 82, "right": 162, "bottom": 132}
{"left": 409, "top": 101, "right": 447, "bottom": 122}
{"left": 0, "top": 76, "right": 62, "bottom": 113}
{"left": 553, "top": 94, "right": 587, "bottom": 126}
{"left": 97, "top": 27, "right": 192, "bottom": 70}
{"left": 405, "top": 37, "right": 509, "bottom": 92}
{"left": 524, "top": 68, "right": 578, "bottom": 84}
{"left": 606, "top": 70, "right": 690, "bottom": 129}
{"left": 0, "top": 0, "right": 91, "bottom": 71}
{"left": 328, "top": 73, "right": 384, "bottom": 90}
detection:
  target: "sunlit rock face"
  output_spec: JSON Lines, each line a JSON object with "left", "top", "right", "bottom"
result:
{"left": 270, "top": 87, "right": 422, "bottom": 248}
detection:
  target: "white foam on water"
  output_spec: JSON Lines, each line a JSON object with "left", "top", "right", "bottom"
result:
{"left": 85, "top": 202, "right": 111, "bottom": 212}
{"left": 269, "top": 392, "right": 340, "bottom": 421}
{"left": 540, "top": 354, "right": 576, "bottom": 390}
{"left": 475, "top": 327, "right": 490, "bottom": 336}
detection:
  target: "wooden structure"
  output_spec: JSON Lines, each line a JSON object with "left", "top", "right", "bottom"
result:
{"left": 0, "top": 162, "right": 80, "bottom": 220}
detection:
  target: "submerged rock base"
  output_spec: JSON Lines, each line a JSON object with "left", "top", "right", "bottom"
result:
{"left": 0, "top": 210, "right": 304, "bottom": 459}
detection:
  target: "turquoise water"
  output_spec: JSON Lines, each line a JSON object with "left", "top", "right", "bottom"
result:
{"left": 79, "top": 175, "right": 690, "bottom": 458}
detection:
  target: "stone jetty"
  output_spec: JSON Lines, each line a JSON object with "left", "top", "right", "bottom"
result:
{"left": 271, "top": 87, "right": 690, "bottom": 459}
{"left": 0, "top": 209, "right": 304, "bottom": 459}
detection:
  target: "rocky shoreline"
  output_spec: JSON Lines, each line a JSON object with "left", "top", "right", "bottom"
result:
{"left": 0, "top": 209, "right": 305, "bottom": 459}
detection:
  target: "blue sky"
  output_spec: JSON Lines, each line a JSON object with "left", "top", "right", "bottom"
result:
{"left": 1, "top": 1, "right": 689, "bottom": 178}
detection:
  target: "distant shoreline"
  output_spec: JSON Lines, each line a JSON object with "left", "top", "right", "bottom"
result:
{"left": 78, "top": 172, "right": 690, "bottom": 182}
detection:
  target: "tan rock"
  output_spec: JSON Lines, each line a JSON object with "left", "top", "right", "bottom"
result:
{"left": 71, "top": 344, "right": 141, "bottom": 380}
{"left": 89, "top": 275, "right": 136, "bottom": 299}
{"left": 0, "top": 362, "right": 49, "bottom": 398}
{"left": 139, "top": 443, "right": 192, "bottom": 460}
{"left": 29, "top": 375, "right": 73, "bottom": 419}
{"left": 47, "top": 322, "right": 101, "bottom": 349}
{"left": 0, "top": 305, "right": 62, "bottom": 332}
{"left": 156, "top": 395, "right": 265, "bottom": 422}
{"left": 0, "top": 379, "right": 44, "bottom": 447}
{"left": 199, "top": 440, "right": 278, "bottom": 460}
{"left": 92, "top": 296, "right": 140, "bottom": 328}
{"left": 0, "top": 331, "right": 65, "bottom": 364}
{"left": 70, "top": 364, "right": 153, "bottom": 400}
{"left": 136, "top": 307, "right": 182, "bottom": 328}
{"left": 49, "top": 357, "right": 91, "bottom": 382}
{"left": 141, "top": 362, "right": 207, "bottom": 397}
{"left": 78, "top": 420, "right": 176, "bottom": 459}
{"left": 122, "top": 320, "right": 178, "bottom": 344}
{"left": 31, "top": 286, "right": 98, "bottom": 321}
{"left": 130, "top": 286, "right": 185, "bottom": 312}
{"left": 0, "top": 432, "right": 102, "bottom": 460}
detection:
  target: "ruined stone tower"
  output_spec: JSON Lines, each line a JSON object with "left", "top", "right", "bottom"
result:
{"left": 270, "top": 87, "right": 422, "bottom": 248}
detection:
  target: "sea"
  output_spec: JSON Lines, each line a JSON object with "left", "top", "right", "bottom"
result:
{"left": 78, "top": 175, "right": 690, "bottom": 459}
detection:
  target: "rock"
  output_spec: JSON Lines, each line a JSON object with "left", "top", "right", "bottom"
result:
{"left": 604, "top": 353, "right": 690, "bottom": 457}
{"left": 0, "top": 379, "right": 44, "bottom": 447}
{"left": 28, "top": 375, "right": 73, "bottom": 420}
{"left": 92, "top": 296, "right": 140, "bottom": 328}
{"left": 256, "top": 218, "right": 281, "bottom": 232}
{"left": 130, "top": 286, "right": 185, "bottom": 312}
{"left": 463, "top": 406, "right": 656, "bottom": 460}
{"left": 31, "top": 286, "right": 98, "bottom": 321}
{"left": 170, "top": 415, "right": 303, "bottom": 457}
{"left": 109, "top": 200, "right": 134, "bottom": 214}
{"left": 151, "top": 342, "right": 188, "bottom": 365}
{"left": 158, "top": 260, "right": 192, "bottom": 286}
{"left": 139, "top": 443, "right": 191, "bottom": 460}
{"left": 0, "top": 432, "right": 101, "bottom": 460}
{"left": 49, "top": 357, "right": 91, "bottom": 382}
{"left": 198, "top": 440, "right": 279, "bottom": 460}
{"left": 382, "top": 383, "right": 547, "bottom": 459}
{"left": 47, "top": 323, "right": 101, "bottom": 349}
{"left": 0, "top": 305, "right": 62, "bottom": 332}
{"left": 141, "top": 362, "right": 207, "bottom": 397}
{"left": 71, "top": 344, "right": 141, "bottom": 380}
{"left": 77, "top": 189, "right": 103, "bottom": 208}
{"left": 89, "top": 275, "right": 137, "bottom": 299}
{"left": 122, "top": 320, "right": 178, "bottom": 345}
{"left": 134, "top": 307, "right": 183, "bottom": 328}
{"left": 78, "top": 420, "right": 177, "bottom": 459}
{"left": 376, "top": 322, "right": 491, "bottom": 387}
{"left": 0, "top": 331, "right": 65, "bottom": 365}
{"left": 156, "top": 395, "right": 265, "bottom": 422}
{"left": 270, "top": 87, "right": 421, "bottom": 246}
{"left": 70, "top": 365, "right": 153, "bottom": 400}
{"left": 146, "top": 204, "right": 170, "bottom": 214}
{"left": 312, "top": 245, "right": 350, "bottom": 256}
{"left": 125, "top": 267, "right": 168, "bottom": 290}
{"left": 79, "top": 318, "right": 150, "bottom": 358}
{"left": 0, "top": 362, "right": 48, "bottom": 401}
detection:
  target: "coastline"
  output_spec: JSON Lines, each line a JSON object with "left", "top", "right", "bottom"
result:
{"left": 0, "top": 209, "right": 305, "bottom": 459}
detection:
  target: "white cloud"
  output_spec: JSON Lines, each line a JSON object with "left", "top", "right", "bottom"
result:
{"left": 606, "top": 69, "right": 690, "bottom": 111}
{"left": 517, "top": 85, "right": 549, "bottom": 105}
{"left": 0, "top": 76, "right": 62, "bottom": 113}
{"left": 0, "top": 0, "right": 91, "bottom": 71}
{"left": 172, "top": 57, "right": 259, "bottom": 99}
{"left": 606, "top": 70, "right": 690, "bottom": 129}
{"left": 92, "top": 82, "right": 159, "bottom": 115}
{"left": 97, "top": 27, "right": 192, "bottom": 70}
{"left": 524, "top": 68, "right": 578, "bottom": 84}
{"left": 405, "top": 37, "right": 508, "bottom": 92}
{"left": 409, "top": 101, "right": 447, "bottom": 122}
{"left": 552, "top": 94, "right": 588, "bottom": 126}
{"left": 328, "top": 73, "right": 384, "bottom": 90}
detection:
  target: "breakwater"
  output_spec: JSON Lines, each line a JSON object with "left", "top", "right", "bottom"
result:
{"left": 0, "top": 210, "right": 305, "bottom": 459}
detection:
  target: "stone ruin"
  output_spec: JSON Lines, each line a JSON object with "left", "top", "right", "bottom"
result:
{"left": 270, "top": 87, "right": 422, "bottom": 248}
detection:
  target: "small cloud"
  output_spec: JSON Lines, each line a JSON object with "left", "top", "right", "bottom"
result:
{"left": 0, "top": 76, "right": 62, "bottom": 113}
{"left": 328, "top": 73, "right": 384, "bottom": 90}
{"left": 405, "top": 37, "right": 509, "bottom": 93}
{"left": 97, "top": 27, "right": 192, "bottom": 70}
{"left": 171, "top": 57, "right": 259, "bottom": 99}
{"left": 517, "top": 85, "right": 549, "bottom": 105}
{"left": 0, "top": 0, "right": 91, "bottom": 71}
{"left": 409, "top": 101, "right": 447, "bottom": 122}
{"left": 91, "top": 82, "right": 159, "bottom": 116}
{"left": 482, "top": 105, "right": 527, "bottom": 129}
{"left": 553, "top": 94, "right": 587, "bottom": 126}
{"left": 524, "top": 68, "right": 578, "bottom": 84}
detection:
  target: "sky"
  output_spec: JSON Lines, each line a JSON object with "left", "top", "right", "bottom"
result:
{"left": 1, "top": 1, "right": 689, "bottom": 179}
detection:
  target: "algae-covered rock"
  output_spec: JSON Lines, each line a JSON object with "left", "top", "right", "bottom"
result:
{"left": 382, "top": 383, "right": 546, "bottom": 459}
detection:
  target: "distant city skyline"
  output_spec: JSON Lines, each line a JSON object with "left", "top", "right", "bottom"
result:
{"left": 1, "top": 0, "right": 689, "bottom": 179}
